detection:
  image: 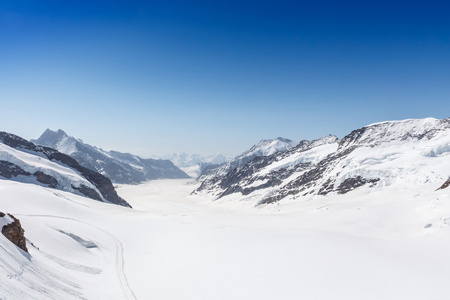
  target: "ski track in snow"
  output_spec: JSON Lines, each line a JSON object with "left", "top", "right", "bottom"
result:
{"left": 16, "top": 214, "right": 137, "bottom": 300}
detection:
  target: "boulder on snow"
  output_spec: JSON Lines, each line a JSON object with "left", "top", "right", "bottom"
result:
{"left": 0, "top": 212, "right": 28, "bottom": 253}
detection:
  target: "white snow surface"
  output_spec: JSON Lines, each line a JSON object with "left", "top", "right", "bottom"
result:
{"left": 0, "top": 143, "right": 104, "bottom": 201}
{"left": 1, "top": 177, "right": 450, "bottom": 299}
{"left": 0, "top": 214, "right": 14, "bottom": 228}
{"left": 241, "top": 137, "right": 297, "bottom": 158}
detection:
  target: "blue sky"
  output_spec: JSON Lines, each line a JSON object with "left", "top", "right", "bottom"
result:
{"left": 1, "top": 0, "right": 449, "bottom": 156}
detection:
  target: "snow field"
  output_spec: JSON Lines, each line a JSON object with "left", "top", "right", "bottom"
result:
{"left": 1, "top": 177, "right": 450, "bottom": 299}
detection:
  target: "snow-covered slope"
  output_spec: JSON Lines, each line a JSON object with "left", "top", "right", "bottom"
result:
{"left": 0, "top": 131, "right": 130, "bottom": 207}
{"left": 197, "top": 137, "right": 297, "bottom": 183}
{"left": 0, "top": 181, "right": 136, "bottom": 299}
{"left": 1, "top": 176, "right": 450, "bottom": 299}
{"left": 194, "top": 118, "right": 450, "bottom": 206}
{"left": 32, "top": 129, "right": 189, "bottom": 184}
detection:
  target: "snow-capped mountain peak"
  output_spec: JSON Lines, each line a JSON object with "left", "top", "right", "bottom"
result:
{"left": 32, "top": 129, "right": 190, "bottom": 183}
{"left": 242, "top": 137, "right": 296, "bottom": 158}
{"left": 194, "top": 117, "right": 450, "bottom": 206}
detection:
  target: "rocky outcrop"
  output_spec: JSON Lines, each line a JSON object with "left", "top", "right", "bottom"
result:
{"left": 0, "top": 160, "right": 31, "bottom": 178}
{"left": 437, "top": 178, "right": 450, "bottom": 191}
{"left": 0, "top": 212, "right": 28, "bottom": 253}
{"left": 0, "top": 161, "right": 58, "bottom": 189}
{"left": 33, "top": 171, "right": 58, "bottom": 188}
{"left": 335, "top": 176, "right": 380, "bottom": 194}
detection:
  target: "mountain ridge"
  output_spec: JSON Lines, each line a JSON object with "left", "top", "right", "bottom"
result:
{"left": 0, "top": 131, "right": 131, "bottom": 207}
{"left": 32, "top": 129, "right": 190, "bottom": 184}
{"left": 194, "top": 117, "right": 450, "bottom": 206}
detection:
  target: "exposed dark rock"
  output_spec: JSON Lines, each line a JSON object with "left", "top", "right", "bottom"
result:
{"left": 71, "top": 184, "right": 103, "bottom": 201}
{"left": 0, "top": 132, "right": 41, "bottom": 152}
{"left": 33, "top": 171, "right": 58, "bottom": 188}
{"left": 1, "top": 212, "right": 28, "bottom": 253}
{"left": 335, "top": 176, "right": 380, "bottom": 194}
{"left": 437, "top": 178, "right": 450, "bottom": 191}
{"left": 0, "top": 160, "right": 31, "bottom": 178}
{"left": 318, "top": 178, "right": 335, "bottom": 196}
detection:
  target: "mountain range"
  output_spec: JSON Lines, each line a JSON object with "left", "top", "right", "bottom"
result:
{"left": 194, "top": 118, "right": 450, "bottom": 206}
{"left": 2, "top": 117, "right": 450, "bottom": 299}
{"left": 32, "top": 129, "right": 189, "bottom": 184}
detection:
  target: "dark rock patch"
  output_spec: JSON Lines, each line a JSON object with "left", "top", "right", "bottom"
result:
{"left": 33, "top": 171, "right": 58, "bottom": 188}
{"left": 0, "top": 160, "right": 31, "bottom": 179}
{"left": 1, "top": 212, "right": 28, "bottom": 253}
{"left": 437, "top": 178, "right": 450, "bottom": 191}
{"left": 71, "top": 184, "right": 103, "bottom": 201}
{"left": 336, "top": 176, "right": 380, "bottom": 194}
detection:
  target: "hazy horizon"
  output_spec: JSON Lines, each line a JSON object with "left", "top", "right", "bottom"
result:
{"left": 1, "top": 0, "right": 449, "bottom": 157}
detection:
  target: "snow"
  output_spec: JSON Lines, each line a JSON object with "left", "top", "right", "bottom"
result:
{"left": 5, "top": 118, "right": 450, "bottom": 299}
{"left": 159, "top": 152, "right": 231, "bottom": 168}
{"left": 242, "top": 137, "right": 297, "bottom": 158}
{"left": 1, "top": 177, "right": 450, "bottom": 299}
{"left": 180, "top": 165, "right": 201, "bottom": 178}
{"left": 0, "top": 142, "right": 104, "bottom": 201}
{"left": 197, "top": 118, "right": 450, "bottom": 204}
{"left": 257, "top": 142, "right": 338, "bottom": 176}
{"left": 55, "top": 136, "right": 78, "bottom": 156}
{"left": 0, "top": 214, "right": 14, "bottom": 228}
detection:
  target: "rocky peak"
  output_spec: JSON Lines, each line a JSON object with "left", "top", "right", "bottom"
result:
{"left": 0, "top": 212, "right": 28, "bottom": 253}
{"left": 245, "top": 137, "right": 296, "bottom": 157}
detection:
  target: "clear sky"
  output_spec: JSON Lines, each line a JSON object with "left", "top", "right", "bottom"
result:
{"left": 1, "top": 0, "right": 449, "bottom": 157}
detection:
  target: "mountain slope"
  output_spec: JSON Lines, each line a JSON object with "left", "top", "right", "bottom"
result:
{"left": 32, "top": 129, "right": 189, "bottom": 184}
{"left": 0, "top": 131, "right": 130, "bottom": 207}
{"left": 194, "top": 118, "right": 450, "bottom": 206}
{"left": 197, "top": 137, "right": 297, "bottom": 184}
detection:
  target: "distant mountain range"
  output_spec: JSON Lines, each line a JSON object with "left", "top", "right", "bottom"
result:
{"left": 194, "top": 118, "right": 450, "bottom": 206}
{"left": 160, "top": 152, "right": 230, "bottom": 168}
{"left": 155, "top": 152, "right": 231, "bottom": 177}
{"left": 0, "top": 131, "right": 131, "bottom": 207}
{"left": 32, "top": 129, "right": 189, "bottom": 184}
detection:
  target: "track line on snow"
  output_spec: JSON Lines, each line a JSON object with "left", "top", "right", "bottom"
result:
{"left": 115, "top": 240, "right": 137, "bottom": 300}
{"left": 17, "top": 214, "right": 138, "bottom": 300}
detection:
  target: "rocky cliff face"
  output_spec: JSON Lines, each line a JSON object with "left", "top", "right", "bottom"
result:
{"left": 0, "top": 132, "right": 131, "bottom": 208}
{"left": 32, "top": 129, "right": 190, "bottom": 184}
{"left": 194, "top": 118, "right": 450, "bottom": 206}
{"left": 0, "top": 212, "right": 28, "bottom": 253}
